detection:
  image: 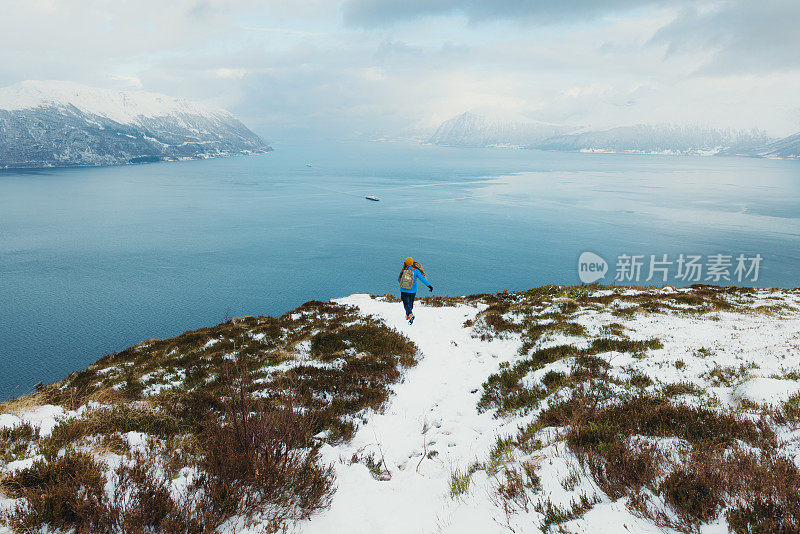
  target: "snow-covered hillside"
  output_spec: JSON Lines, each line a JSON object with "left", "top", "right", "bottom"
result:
{"left": 2, "top": 286, "right": 800, "bottom": 533}
{"left": 753, "top": 132, "right": 800, "bottom": 159}
{"left": 0, "top": 80, "right": 269, "bottom": 168}
{"left": 539, "top": 124, "right": 769, "bottom": 156}
{"left": 427, "top": 112, "right": 780, "bottom": 157}
{"left": 429, "top": 111, "right": 571, "bottom": 148}
{"left": 307, "top": 289, "right": 800, "bottom": 534}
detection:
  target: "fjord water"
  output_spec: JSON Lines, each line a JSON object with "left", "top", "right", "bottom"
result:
{"left": 1, "top": 140, "right": 799, "bottom": 399}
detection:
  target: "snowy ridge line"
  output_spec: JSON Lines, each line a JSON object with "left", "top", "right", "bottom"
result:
{"left": 427, "top": 111, "right": 800, "bottom": 159}
{"left": 297, "top": 289, "right": 800, "bottom": 533}
{"left": 0, "top": 80, "right": 270, "bottom": 169}
{"left": 0, "top": 80, "right": 231, "bottom": 125}
{"left": 1, "top": 285, "right": 800, "bottom": 533}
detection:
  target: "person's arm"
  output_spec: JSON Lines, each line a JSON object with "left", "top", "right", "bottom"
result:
{"left": 416, "top": 270, "right": 431, "bottom": 288}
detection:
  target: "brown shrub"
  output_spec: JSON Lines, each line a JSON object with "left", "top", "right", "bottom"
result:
{"left": 493, "top": 467, "right": 531, "bottom": 514}
{"left": 660, "top": 453, "right": 724, "bottom": 526}
{"left": 271, "top": 324, "right": 417, "bottom": 442}
{"left": 727, "top": 499, "right": 795, "bottom": 534}
{"left": 0, "top": 422, "right": 39, "bottom": 464}
{"left": 43, "top": 405, "right": 182, "bottom": 452}
{"left": 198, "top": 358, "right": 336, "bottom": 526}
{"left": 539, "top": 394, "right": 797, "bottom": 532}
{"left": 105, "top": 449, "right": 199, "bottom": 533}
{"left": 585, "top": 440, "right": 662, "bottom": 499}
{"left": 2, "top": 450, "right": 106, "bottom": 533}
{"left": 548, "top": 395, "right": 773, "bottom": 450}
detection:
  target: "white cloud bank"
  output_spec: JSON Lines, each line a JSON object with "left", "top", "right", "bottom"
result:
{"left": 1, "top": 0, "right": 798, "bottom": 138}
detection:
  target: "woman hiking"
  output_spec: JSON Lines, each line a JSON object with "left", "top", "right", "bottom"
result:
{"left": 398, "top": 257, "right": 432, "bottom": 324}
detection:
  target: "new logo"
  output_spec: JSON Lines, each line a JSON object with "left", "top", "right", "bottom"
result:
{"left": 578, "top": 252, "right": 608, "bottom": 284}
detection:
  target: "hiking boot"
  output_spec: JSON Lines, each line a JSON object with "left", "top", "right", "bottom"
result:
{"left": 408, "top": 314, "right": 415, "bottom": 325}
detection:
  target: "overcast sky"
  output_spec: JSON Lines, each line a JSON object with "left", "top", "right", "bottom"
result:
{"left": 2, "top": 0, "right": 799, "bottom": 138}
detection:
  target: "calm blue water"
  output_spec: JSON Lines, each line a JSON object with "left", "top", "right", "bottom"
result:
{"left": 1, "top": 140, "right": 799, "bottom": 399}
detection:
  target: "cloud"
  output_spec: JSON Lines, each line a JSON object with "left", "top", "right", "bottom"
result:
{"left": 109, "top": 75, "right": 143, "bottom": 88}
{"left": 215, "top": 68, "right": 248, "bottom": 80}
{"left": 341, "top": 0, "right": 679, "bottom": 27}
{"left": 649, "top": 0, "right": 800, "bottom": 76}
{"left": 241, "top": 26, "right": 327, "bottom": 37}
{"left": 1, "top": 0, "right": 798, "bottom": 139}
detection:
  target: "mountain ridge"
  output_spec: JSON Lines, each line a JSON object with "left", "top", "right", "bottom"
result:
{"left": 427, "top": 111, "right": 798, "bottom": 158}
{"left": 0, "top": 80, "right": 270, "bottom": 169}
{"left": 428, "top": 111, "right": 572, "bottom": 148}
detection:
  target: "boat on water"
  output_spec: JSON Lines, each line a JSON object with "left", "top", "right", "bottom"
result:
{"left": 365, "top": 195, "right": 380, "bottom": 202}
{"left": 305, "top": 163, "right": 312, "bottom": 167}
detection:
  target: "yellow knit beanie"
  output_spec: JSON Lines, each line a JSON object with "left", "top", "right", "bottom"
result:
{"left": 405, "top": 257, "right": 413, "bottom": 266}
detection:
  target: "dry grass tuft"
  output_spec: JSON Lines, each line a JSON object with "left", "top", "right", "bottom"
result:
{"left": 1, "top": 450, "right": 107, "bottom": 533}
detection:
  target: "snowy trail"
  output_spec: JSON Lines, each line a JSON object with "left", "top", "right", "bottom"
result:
{"left": 297, "top": 292, "right": 800, "bottom": 534}
{"left": 301, "top": 294, "right": 521, "bottom": 534}
{"left": 4, "top": 289, "right": 800, "bottom": 534}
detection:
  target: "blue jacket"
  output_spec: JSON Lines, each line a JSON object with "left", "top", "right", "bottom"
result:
{"left": 400, "top": 267, "right": 430, "bottom": 293}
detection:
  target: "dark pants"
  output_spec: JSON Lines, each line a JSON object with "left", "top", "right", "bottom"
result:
{"left": 401, "top": 292, "right": 415, "bottom": 316}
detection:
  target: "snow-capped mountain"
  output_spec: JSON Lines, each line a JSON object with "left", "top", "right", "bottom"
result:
{"left": 539, "top": 124, "right": 770, "bottom": 155}
{"left": 0, "top": 80, "right": 270, "bottom": 168}
{"left": 428, "top": 111, "right": 571, "bottom": 148}
{"left": 427, "top": 112, "right": 773, "bottom": 156}
{"left": 750, "top": 132, "right": 800, "bottom": 159}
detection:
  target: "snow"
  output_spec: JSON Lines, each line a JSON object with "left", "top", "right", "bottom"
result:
{"left": 2, "top": 288, "right": 800, "bottom": 533}
{"left": 294, "top": 290, "right": 800, "bottom": 534}
{"left": 566, "top": 499, "right": 667, "bottom": 533}
{"left": 203, "top": 338, "right": 221, "bottom": 349}
{"left": 142, "top": 373, "right": 186, "bottom": 396}
{"left": 428, "top": 112, "right": 772, "bottom": 156}
{"left": 302, "top": 293, "right": 525, "bottom": 534}
{"left": 0, "top": 80, "right": 231, "bottom": 125}
{"left": 429, "top": 111, "right": 571, "bottom": 148}
{"left": 734, "top": 377, "right": 800, "bottom": 406}
{"left": 0, "top": 414, "right": 21, "bottom": 430}
{"left": 0, "top": 404, "right": 68, "bottom": 437}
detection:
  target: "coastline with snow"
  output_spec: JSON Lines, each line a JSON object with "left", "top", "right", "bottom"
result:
{"left": 2, "top": 285, "right": 800, "bottom": 533}
{"left": 425, "top": 111, "right": 800, "bottom": 159}
{"left": 0, "top": 80, "right": 270, "bottom": 169}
